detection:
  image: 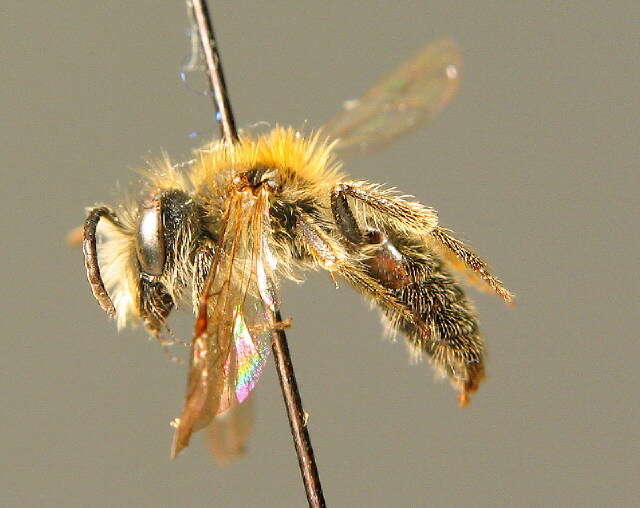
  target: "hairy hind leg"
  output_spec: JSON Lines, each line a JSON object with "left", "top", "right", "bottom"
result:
{"left": 329, "top": 187, "right": 485, "bottom": 405}
{"left": 331, "top": 181, "right": 439, "bottom": 238}
{"left": 429, "top": 227, "right": 514, "bottom": 303}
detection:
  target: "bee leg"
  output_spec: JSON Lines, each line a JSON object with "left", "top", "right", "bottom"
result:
{"left": 330, "top": 181, "right": 438, "bottom": 237}
{"left": 329, "top": 189, "right": 485, "bottom": 405}
{"left": 331, "top": 182, "right": 512, "bottom": 303}
{"left": 149, "top": 332, "right": 184, "bottom": 365}
{"left": 191, "top": 240, "right": 216, "bottom": 311}
{"left": 429, "top": 227, "right": 514, "bottom": 303}
{"left": 295, "top": 216, "right": 423, "bottom": 356}
{"left": 325, "top": 190, "right": 425, "bottom": 322}
{"left": 138, "top": 278, "right": 180, "bottom": 362}
{"left": 330, "top": 184, "right": 364, "bottom": 245}
{"left": 295, "top": 215, "right": 344, "bottom": 270}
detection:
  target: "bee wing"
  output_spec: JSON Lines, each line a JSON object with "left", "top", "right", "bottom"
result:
{"left": 206, "top": 394, "right": 254, "bottom": 465}
{"left": 322, "top": 38, "right": 461, "bottom": 156}
{"left": 171, "top": 189, "right": 278, "bottom": 458}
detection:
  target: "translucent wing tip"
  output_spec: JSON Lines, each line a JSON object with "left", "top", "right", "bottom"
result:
{"left": 170, "top": 424, "right": 188, "bottom": 459}
{"left": 323, "top": 37, "right": 462, "bottom": 156}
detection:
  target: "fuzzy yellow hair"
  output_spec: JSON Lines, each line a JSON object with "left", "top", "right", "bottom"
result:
{"left": 191, "top": 127, "right": 343, "bottom": 194}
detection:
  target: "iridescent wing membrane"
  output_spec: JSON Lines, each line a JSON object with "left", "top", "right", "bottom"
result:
{"left": 172, "top": 188, "right": 277, "bottom": 457}
{"left": 322, "top": 38, "right": 461, "bottom": 155}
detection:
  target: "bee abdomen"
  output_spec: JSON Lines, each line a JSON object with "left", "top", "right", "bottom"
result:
{"left": 368, "top": 245, "right": 485, "bottom": 405}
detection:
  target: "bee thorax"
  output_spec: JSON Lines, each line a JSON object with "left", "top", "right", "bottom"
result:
{"left": 233, "top": 167, "right": 280, "bottom": 194}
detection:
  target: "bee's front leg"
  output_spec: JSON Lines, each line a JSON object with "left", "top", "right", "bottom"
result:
{"left": 191, "top": 240, "right": 216, "bottom": 311}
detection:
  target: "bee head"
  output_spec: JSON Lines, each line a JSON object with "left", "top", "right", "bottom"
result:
{"left": 83, "top": 189, "right": 203, "bottom": 335}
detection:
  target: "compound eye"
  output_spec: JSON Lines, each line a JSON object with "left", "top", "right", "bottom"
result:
{"left": 136, "top": 199, "right": 165, "bottom": 276}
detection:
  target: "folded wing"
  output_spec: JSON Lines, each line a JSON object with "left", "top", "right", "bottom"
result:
{"left": 172, "top": 189, "right": 278, "bottom": 458}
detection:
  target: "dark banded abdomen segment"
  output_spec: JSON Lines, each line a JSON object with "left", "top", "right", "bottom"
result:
{"left": 365, "top": 237, "right": 485, "bottom": 405}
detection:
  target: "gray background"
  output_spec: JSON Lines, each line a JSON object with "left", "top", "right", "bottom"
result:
{"left": 2, "top": 1, "right": 638, "bottom": 507}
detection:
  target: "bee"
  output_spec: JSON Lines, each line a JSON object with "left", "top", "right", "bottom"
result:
{"left": 82, "top": 37, "right": 513, "bottom": 459}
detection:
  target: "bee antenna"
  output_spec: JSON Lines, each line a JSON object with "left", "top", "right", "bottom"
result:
{"left": 83, "top": 207, "right": 118, "bottom": 319}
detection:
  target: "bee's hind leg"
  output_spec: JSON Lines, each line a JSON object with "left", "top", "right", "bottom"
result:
{"left": 329, "top": 182, "right": 486, "bottom": 406}
{"left": 330, "top": 184, "right": 365, "bottom": 245}
{"left": 330, "top": 181, "right": 439, "bottom": 239}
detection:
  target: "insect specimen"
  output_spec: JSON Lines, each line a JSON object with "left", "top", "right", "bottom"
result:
{"left": 82, "top": 36, "right": 513, "bottom": 460}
